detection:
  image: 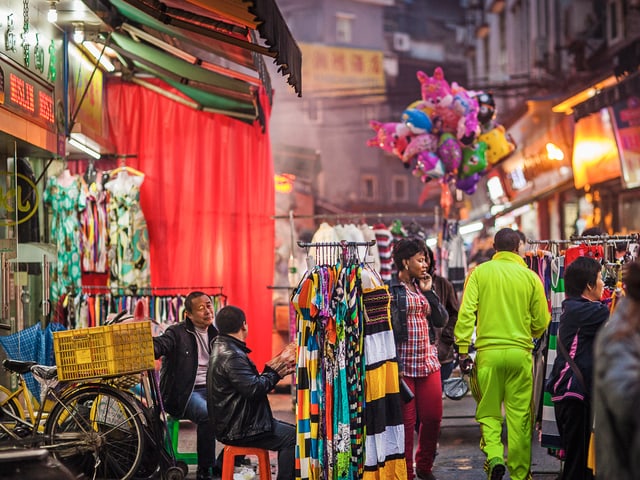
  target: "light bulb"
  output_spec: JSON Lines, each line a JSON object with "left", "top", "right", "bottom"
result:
{"left": 73, "top": 25, "right": 84, "bottom": 43}
{"left": 47, "top": 3, "right": 57, "bottom": 23}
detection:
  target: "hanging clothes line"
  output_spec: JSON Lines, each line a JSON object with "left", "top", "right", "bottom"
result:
{"left": 273, "top": 210, "right": 436, "bottom": 220}
{"left": 569, "top": 233, "right": 640, "bottom": 243}
{"left": 76, "top": 285, "right": 225, "bottom": 295}
{"left": 297, "top": 240, "right": 376, "bottom": 248}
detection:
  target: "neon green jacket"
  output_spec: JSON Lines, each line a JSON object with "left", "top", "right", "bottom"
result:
{"left": 455, "top": 251, "right": 550, "bottom": 354}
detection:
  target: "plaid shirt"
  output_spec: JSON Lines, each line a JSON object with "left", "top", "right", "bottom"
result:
{"left": 397, "top": 285, "right": 440, "bottom": 377}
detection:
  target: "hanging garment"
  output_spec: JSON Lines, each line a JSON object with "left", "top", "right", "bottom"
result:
{"left": 80, "top": 180, "right": 109, "bottom": 273}
{"left": 359, "top": 224, "right": 381, "bottom": 274}
{"left": 373, "top": 224, "right": 394, "bottom": 282}
{"left": 361, "top": 268, "right": 406, "bottom": 480}
{"left": 105, "top": 171, "right": 151, "bottom": 294}
{"left": 541, "top": 255, "right": 564, "bottom": 451}
{"left": 43, "top": 174, "right": 87, "bottom": 303}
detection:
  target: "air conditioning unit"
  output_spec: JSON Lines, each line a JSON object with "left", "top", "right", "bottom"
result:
{"left": 393, "top": 32, "right": 411, "bottom": 52}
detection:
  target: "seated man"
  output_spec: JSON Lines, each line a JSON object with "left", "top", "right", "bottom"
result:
{"left": 153, "top": 291, "right": 220, "bottom": 480}
{"left": 207, "top": 305, "right": 296, "bottom": 480}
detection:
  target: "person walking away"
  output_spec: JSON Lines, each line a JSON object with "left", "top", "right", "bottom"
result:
{"left": 207, "top": 305, "right": 296, "bottom": 480}
{"left": 546, "top": 256, "right": 608, "bottom": 480}
{"left": 153, "top": 291, "right": 220, "bottom": 480}
{"left": 455, "top": 228, "right": 550, "bottom": 480}
{"left": 593, "top": 259, "right": 640, "bottom": 480}
{"left": 424, "top": 245, "right": 459, "bottom": 386}
{"left": 389, "top": 238, "right": 448, "bottom": 480}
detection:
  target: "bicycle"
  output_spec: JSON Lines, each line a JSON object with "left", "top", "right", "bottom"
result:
{"left": 0, "top": 358, "right": 149, "bottom": 480}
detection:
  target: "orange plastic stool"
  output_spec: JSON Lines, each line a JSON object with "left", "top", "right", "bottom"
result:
{"left": 221, "top": 445, "right": 272, "bottom": 480}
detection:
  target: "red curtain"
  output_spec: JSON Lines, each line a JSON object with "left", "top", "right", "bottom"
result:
{"left": 106, "top": 79, "right": 275, "bottom": 366}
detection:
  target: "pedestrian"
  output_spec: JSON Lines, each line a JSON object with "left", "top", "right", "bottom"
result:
{"left": 546, "top": 256, "right": 608, "bottom": 480}
{"left": 593, "top": 259, "right": 640, "bottom": 480}
{"left": 207, "top": 305, "right": 296, "bottom": 480}
{"left": 388, "top": 238, "right": 448, "bottom": 480}
{"left": 424, "top": 245, "right": 459, "bottom": 386}
{"left": 455, "top": 228, "right": 550, "bottom": 480}
{"left": 153, "top": 291, "right": 220, "bottom": 480}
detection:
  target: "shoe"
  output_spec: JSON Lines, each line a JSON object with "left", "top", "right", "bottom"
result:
{"left": 484, "top": 457, "right": 506, "bottom": 480}
{"left": 415, "top": 470, "right": 436, "bottom": 480}
{"left": 197, "top": 467, "right": 213, "bottom": 480}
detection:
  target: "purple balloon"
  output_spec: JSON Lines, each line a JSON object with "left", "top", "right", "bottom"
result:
{"left": 456, "top": 173, "right": 480, "bottom": 194}
{"left": 437, "top": 133, "right": 463, "bottom": 173}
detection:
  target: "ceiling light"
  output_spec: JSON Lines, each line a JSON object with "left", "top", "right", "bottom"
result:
{"left": 47, "top": 2, "right": 58, "bottom": 23}
{"left": 68, "top": 137, "right": 101, "bottom": 159}
{"left": 73, "top": 24, "right": 84, "bottom": 44}
{"left": 83, "top": 41, "right": 116, "bottom": 72}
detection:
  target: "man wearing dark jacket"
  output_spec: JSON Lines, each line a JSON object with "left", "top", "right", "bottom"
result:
{"left": 153, "top": 291, "right": 219, "bottom": 480}
{"left": 207, "top": 305, "right": 296, "bottom": 480}
{"left": 424, "top": 245, "right": 460, "bottom": 385}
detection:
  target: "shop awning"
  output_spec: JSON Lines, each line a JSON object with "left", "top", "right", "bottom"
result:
{"left": 82, "top": 0, "right": 301, "bottom": 122}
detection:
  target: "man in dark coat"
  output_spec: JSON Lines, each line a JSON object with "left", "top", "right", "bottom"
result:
{"left": 207, "top": 305, "right": 296, "bottom": 480}
{"left": 153, "top": 291, "right": 219, "bottom": 480}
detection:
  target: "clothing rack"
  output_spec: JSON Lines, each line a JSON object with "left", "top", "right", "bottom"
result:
{"left": 274, "top": 211, "right": 436, "bottom": 220}
{"left": 569, "top": 233, "right": 640, "bottom": 243}
{"left": 77, "top": 285, "right": 225, "bottom": 295}
{"left": 297, "top": 239, "right": 376, "bottom": 266}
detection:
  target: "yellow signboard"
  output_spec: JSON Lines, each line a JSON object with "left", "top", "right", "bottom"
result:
{"left": 572, "top": 108, "right": 621, "bottom": 189}
{"left": 300, "top": 43, "right": 385, "bottom": 97}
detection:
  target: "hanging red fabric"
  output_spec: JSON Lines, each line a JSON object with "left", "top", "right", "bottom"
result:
{"left": 105, "top": 79, "right": 275, "bottom": 366}
{"left": 564, "top": 243, "right": 605, "bottom": 268}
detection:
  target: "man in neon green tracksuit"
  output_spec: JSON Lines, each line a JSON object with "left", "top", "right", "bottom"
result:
{"left": 455, "top": 228, "right": 550, "bottom": 480}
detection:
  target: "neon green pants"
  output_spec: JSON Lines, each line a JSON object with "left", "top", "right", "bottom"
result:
{"left": 469, "top": 348, "right": 534, "bottom": 480}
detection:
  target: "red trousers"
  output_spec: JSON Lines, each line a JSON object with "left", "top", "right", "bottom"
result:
{"left": 402, "top": 371, "right": 443, "bottom": 479}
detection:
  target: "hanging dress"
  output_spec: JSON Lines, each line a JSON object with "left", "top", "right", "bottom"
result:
{"left": 361, "top": 267, "right": 406, "bottom": 480}
{"left": 43, "top": 174, "right": 86, "bottom": 304}
{"left": 80, "top": 179, "right": 109, "bottom": 273}
{"left": 104, "top": 172, "right": 151, "bottom": 295}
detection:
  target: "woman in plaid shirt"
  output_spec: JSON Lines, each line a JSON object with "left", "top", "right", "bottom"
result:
{"left": 389, "top": 238, "right": 447, "bottom": 480}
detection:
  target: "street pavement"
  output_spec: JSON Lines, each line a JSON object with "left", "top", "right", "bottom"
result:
{"left": 180, "top": 390, "right": 561, "bottom": 480}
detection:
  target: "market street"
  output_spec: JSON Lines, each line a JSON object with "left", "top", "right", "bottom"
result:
{"left": 180, "top": 390, "right": 562, "bottom": 480}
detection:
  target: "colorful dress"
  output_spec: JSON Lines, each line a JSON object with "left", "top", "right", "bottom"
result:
{"left": 105, "top": 173, "right": 151, "bottom": 295}
{"left": 80, "top": 180, "right": 108, "bottom": 273}
{"left": 43, "top": 175, "right": 86, "bottom": 304}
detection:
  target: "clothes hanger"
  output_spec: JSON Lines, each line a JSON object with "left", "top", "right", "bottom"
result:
{"left": 109, "top": 159, "right": 144, "bottom": 178}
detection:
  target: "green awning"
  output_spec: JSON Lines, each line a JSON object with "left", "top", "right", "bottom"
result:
{"left": 110, "top": 31, "right": 252, "bottom": 99}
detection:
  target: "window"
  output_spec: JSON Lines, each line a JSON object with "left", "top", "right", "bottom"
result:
{"left": 361, "top": 174, "right": 378, "bottom": 202}
{"left": 336, "top": 13, "right": 354, "bottom": 44}
{"left": 303, "top": 99, "right": 323, "bottom": 125}
{"left": 607, "top": 0, "right": 623, "bottom": 45}
{"left": 391, "top": 175, "right": 409, "bottom": 203}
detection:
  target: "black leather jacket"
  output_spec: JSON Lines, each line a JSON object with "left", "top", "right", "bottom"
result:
{"left": 152, "top": 319, "right": 218, "bottom": 417}
{"left": 207, "top": 334, "right": 281, "bottom": 443}
{"left": 387, "top": 275, "right": 448, "bottom": 344}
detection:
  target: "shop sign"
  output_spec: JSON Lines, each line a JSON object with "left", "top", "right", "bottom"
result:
{"left": 68, "top": 43, "right": 104, "bottom": 137}
{"left": 1, "top": 10, "right": 57, "bottom": 83}
{"left": 611, "top": 96, "right": 640, "bottom": 189}
{"left": 299, "top": 43, "right": 385, "bottom": 97}
{"left": 572, "top": 108, "right": 622, "bottom": 189}
{"left": 0, "top": 172, "right": 39, "bottom": 226}
{"left": 0, "top": 54, "right": 56, "bottom": 132}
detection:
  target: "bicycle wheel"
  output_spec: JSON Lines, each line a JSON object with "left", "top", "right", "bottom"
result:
{"left": 45, "top": 384, "right": 146, "bottom": 480}
{"left": 0, "top": 385, "right": 25, "bottom": 421}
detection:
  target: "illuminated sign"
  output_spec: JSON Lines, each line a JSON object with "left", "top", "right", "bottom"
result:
{"left": 0, "top": 54, "right": 56, "bottom": 132}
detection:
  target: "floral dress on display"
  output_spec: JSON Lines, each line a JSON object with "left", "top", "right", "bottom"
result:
{"left": 43, "top": 174, "right": 86, "bottom": 304}
{"left": 104, "top": 171, "right": 151, "bottom": 295}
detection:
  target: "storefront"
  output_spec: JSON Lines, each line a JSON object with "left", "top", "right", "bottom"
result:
{"left": 0, "top": 0, "right": 65, "bottom": 336}
{"left": 0, "top": 0, "right": 303, "bottom": 367}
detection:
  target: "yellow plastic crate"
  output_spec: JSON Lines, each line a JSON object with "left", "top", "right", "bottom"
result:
{"left": 53, "top": 321, "right": 155, "bottom": 381}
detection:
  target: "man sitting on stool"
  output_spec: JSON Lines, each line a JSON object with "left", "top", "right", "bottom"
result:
{"left": 153, "top": 291, "right": 221, "bottom": 480}
{"left": 207, "top": 305, "right": 296, "bottom": 480}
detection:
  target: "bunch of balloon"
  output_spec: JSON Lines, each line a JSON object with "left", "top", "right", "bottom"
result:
{"left": 367, "top": 67, "right": 516, "bottom": 207}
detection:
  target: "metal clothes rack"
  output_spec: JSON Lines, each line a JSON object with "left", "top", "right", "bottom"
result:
{"left": 273, "top": 211, "right": 436, "bottom": 221}
{"left": 77, "top": 285, "right": 225, "bottom": 296}
{"left": 297, "top": 240, "right": 376, "bottom": 266}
